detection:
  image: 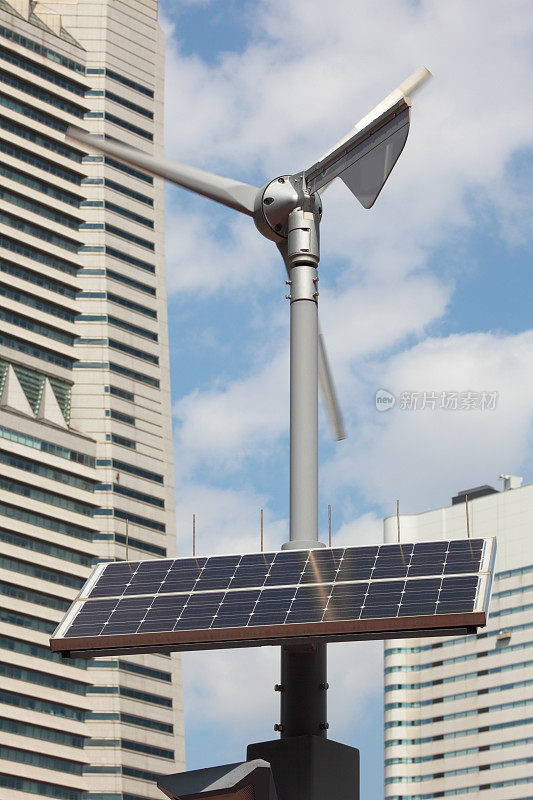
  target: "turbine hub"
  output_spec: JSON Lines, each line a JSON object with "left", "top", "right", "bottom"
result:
{"left": 254, "top": 175, "right": 302, "bottom": 241}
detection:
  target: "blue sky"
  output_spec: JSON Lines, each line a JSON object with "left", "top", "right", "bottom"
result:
{"left": 158, "top": 2, "right": 533, "bottom": 797}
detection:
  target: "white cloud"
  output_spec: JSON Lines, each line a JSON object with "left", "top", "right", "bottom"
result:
{"left": 324, "top": 330, "right": 533, "bottom": 512}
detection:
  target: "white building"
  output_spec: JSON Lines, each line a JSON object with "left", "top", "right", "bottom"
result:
{"left": 383, "top": 477, "right": 533, "bottom": 799}
{"left": 0, "top": 1, "right": 185, "bottom": 798}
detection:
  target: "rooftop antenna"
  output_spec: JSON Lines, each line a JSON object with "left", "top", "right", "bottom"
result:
{"left": 193, "top": 513, "right": 196, "bottom": 556}
{"left": 66, "top": 65, "right": 431, "bottom": 797}
{"left": 465, "top": 495, "right": 471, "bottom": 539}
{"left": 260, "top": 508, "right": 264, "bottom": 552}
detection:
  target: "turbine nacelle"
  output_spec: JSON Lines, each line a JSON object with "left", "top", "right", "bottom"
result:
{"left": 253, "top": 175, "right": 322, "bottom": 243}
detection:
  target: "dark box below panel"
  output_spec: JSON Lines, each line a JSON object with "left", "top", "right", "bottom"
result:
{"left": 247, "top": 735, "right": 359, "bottom": 800}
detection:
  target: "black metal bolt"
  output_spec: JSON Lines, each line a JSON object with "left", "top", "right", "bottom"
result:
{"left": 275, "top": 223, "right": 282, "bottom": 232}
{"left": 277, "top": 177, "right": 285, "bottom": 183}
{"left": 319, "top": 722, "right": 329, "bottom": 730}
{"left": 319, "top": 682, "right": 329, "bottom": 690}
{"left": 274, "top": 723, "right": 284, "bottom": 732}
{"left": 274, "top": 684, "right": 284, "bottom": 692}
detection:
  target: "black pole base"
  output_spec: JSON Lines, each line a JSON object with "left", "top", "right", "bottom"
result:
{"left": 247, "top": 735, "right": 360, "bottom": 800}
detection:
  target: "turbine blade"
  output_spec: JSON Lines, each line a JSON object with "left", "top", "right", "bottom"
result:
{"left": 303, "top": 67, "right": 431, "bottom": 205}
{"left": 277, "top": 243, "right": 346, "bottom": 441}
{"left": 66, "top": 125, "right": 260, "bottom": 216}
{"left": 318, "top": 329, "right": 346, "bottom": 442}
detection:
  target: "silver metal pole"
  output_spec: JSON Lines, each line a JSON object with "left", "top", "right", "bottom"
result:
{"left": 278, "top": 196, "right": 328, "bottom": 739}
{"left": 283, "top": 199, "right": 322, "bottom": 550}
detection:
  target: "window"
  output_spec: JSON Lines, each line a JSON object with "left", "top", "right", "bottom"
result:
{"left": 0, "top": 501, "right": 94, "bottom": 542}
{"left": 0, "top": 773, "right": 83, "bottom": 799}
{"left": 112, "top": 483, "right": 164, "bottom": 508}
{"left": 114, "top": 508, "right": 166, "bottom": 533}
{"left": 112, "top": 533, "right": 166, "bottom": 557}
{"left": 0, "top": 661, "right": 86, "bottom": 695}
{"left": 0, "top": 579, "right": 71, "bottom": 612}
{"left": 85, "top": 111, "right": 152, "bottom": 140}
{"left": 0, "top": 422, "right": 93, "bottom": 466}
{"left": 118, "top": 660, "right": 171, "bottom": 682}
{"left": 104, "top": 156, "right": 153, "bottom": 183}
{"left": 0, "top": 476, "right": 95, "bottom": 517}
{"left": 86, "top": 711, "right": 173, "bottom": 734}
{"left": 0, "top": 233, "right": 78, "bottom": 276}
{"left": 105, "top": 246, "right": 155, "bottom": 273}
{"left": 0, "top": 137, "right": 83, "bottom": 185}
{"left": 0, "top": 635, "right": 87, "bottom": 669}
{"left": 86, "top": 89, "right": 153, "bottom": 118}
{"left": 0, "top": 66, "right": 86, "bottom": 117}
{"left": 111, "top": 458, "right": 163, "bottom": 484}
{"left": 109, "top": 338, "right": 159, "bottom": 364}
{"left": 0, "top": 162, "right": 81, "bottom": 207}
{"left": 0, "top": 307, "right": 74, "bottom": 345}
{"left": 0, "top": 258, "right": 76, "bottom": 299}
{"left": 105, "top": 201, "right": 153, "bottom": 227}
{"left": 108, "top": 385, "right": 134, "bottom": 402}
{"left": 106, "top": 224, "right": 154, "bottom": 250}
{"left": 0, "top": 209, "right": 80, "bottom": 252}
{"left": 0, "top": 25, "right": 85, "bottom": 73}
{"left": 103, "top": 68, "right": 154, "bottom": 98}
{"left": 0, "top": 187, "right": 80, "bottom": 229}
{"left": 106, "top": 432, "right": 135, "bottom": 450}
{"left": 0, "top": 45, "right": 86, "bottom": 96}
{"left": 110, "top": 361, "right": 160, "bottom": 388}
{"left": 0, "top": 88, "right": 66, "bottom": 132}
{"left": 107, "top": 292, "right": 157, "bottom": 318}
{"left": 0, "top": 716, "right": 84, "bottom": 747}
{"left": 106, "top": 408, "right": 135, "bottom": 426}
{"left": 0, "top": 114, "right": 83, "bottom": 161}
{"left": 105, "top": 178, "right": 153, "bottom": 206}
{"left": 107, "top": 315, "right": 158, "bottom": 341}
{"left": 0, "top": 282, "right": 76, "bottom": 322}
{"left": 0, "top": 606, "right": 55, "bottom": 635}
{"left": 0, "top": 529, "right": 93, "bottom": 566}
{"left": 106, "top": 269, "right": 156, "bottom": 295}
{"left": 0, "top": 688, "right": 84, "bottom": 723}
{"left": 0, "top": 331, "right": 73, "bottom": 369}
{"left": 0, "top": 555, "right": 86, "bottom": 590}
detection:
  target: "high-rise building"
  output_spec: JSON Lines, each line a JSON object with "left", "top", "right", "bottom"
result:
{"left": 0, "top": 1, "right": 185, "bottom": 798}
{"left": 383, "top": 477, "right": 533, "bottom": 800}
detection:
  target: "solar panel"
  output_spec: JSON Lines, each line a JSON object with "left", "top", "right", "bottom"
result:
{"left": 50, "top": 538, "right": 496, "bottom": 658}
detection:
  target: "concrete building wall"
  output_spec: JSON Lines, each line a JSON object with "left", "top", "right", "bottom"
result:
{"left": 383, "top": 480, "right": 533, "bottom": 800}
{"left": 0, "top": 2, "right": 184, "bottom": 798}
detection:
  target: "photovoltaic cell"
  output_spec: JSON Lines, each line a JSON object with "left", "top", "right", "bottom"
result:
{"left": 50, "top": 538, "right": 495, "bottom": 657}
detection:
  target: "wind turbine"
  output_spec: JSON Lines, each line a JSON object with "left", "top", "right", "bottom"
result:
{"left": 69, "top": 66, "right": 430, "bottom": 551}
{"left": 65, "top": 69, "right": 432, "bottom": 796}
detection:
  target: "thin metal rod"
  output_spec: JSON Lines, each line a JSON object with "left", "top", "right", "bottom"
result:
{"left": 465, "top": 496, "right": 470, "bottom": 539}
{"left": 260, "top": 508, "right": 264, "bottom": 552}
{"left": 125, "top": 518, "right": 129, "bottom": 561}
{"left": 397, "top": 500, "right": 401, "bottom": 543}
{"left": 328, "top": 504, "right": 332, "bottom": 548}
{"left": 192, "top": 514, "right": 196, "bottom": 556}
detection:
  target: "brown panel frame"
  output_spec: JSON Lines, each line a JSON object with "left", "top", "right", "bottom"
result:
{"left": 50, "top": 610, "right": 486, "bottom": 658}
